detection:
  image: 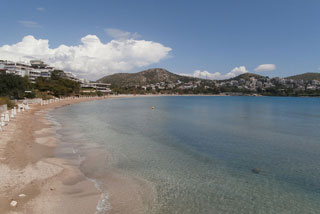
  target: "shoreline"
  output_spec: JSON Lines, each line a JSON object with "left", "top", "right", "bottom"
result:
{"left": 49, "top": 97, "right": 156, "bottom": 214}
{"left": 0, "top": 96, "right": 110, "bottom": 213}
{"left": 0, "top": 95, "right": 156, "bottom": 214}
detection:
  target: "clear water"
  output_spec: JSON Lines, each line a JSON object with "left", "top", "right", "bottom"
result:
{"left": 50, "top": 96, "right": 320, "bottom": 214}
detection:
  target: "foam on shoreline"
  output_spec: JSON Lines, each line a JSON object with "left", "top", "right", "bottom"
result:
{"left": 49, "top": 99, "right": 157, "bottom": 214}
{"left": 49, "top": 113, "right": 112, "bottom": 214}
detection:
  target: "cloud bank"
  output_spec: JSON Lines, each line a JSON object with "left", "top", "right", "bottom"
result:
{"left": 254, "top": 64, "right": 276, "bottom": 72}
{"left": 184, "top": 66, "right": 248, "bottom": 80}
{"left": 0, "top": 34, "right": 172, "bottom": 79}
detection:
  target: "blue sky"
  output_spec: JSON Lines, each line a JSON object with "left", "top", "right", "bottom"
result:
{"left": 1, "top": 0, "right": 320, "bottom": 80}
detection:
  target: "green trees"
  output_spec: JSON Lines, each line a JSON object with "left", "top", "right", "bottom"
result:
{"left": 0, "top": 73, "right": 31, "bottom": 99}
{"left": 0, "top": 70, "right": 80, "bottom": 99}
{"left": 34, "top": 74, "right": 80, "bottom": 97}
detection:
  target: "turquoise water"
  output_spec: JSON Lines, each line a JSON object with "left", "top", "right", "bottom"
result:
{"left": 51, "top": 96, "right": 320, "bottom": 214}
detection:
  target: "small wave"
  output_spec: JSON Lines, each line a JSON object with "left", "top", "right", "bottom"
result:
{"left": 46, "top": 112, "right": 64, "bottom": 140}
{"left": 46, "top": 113, "right": 62, "bottom": 127}
{"left": 72, "top": 146, "right": 111, "bottom": 213}
{"left": 89, "top": 178, "right": 112, "bottom": 214}
{"left": 47, "top": 110, "right": 112, "bottom": 213}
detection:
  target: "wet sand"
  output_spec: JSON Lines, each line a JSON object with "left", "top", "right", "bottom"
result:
{"left": 75, "top": 143, "right": 156, "bottom": 214}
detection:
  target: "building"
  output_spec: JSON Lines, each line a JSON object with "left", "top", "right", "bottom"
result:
{"left": 0, "top": 60, "right": 55, "bottom": 83}
{"left": 0, "top": 60, "right": 32, "bottom": 77}
{"left": 28, "top": 70, "right": 41, "bottom": 82}
{"left": 64, "top": 72, "right": 79, "bottom": 81}
{"left": 80, "top": 81, "right": 112, "bottom": 94}
{"left": 30, "top": 60, "right": 47, "bottom": 68}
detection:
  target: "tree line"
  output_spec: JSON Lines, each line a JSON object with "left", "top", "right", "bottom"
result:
{"left": 0, "top": 70, "right": 80, "bottom": 100}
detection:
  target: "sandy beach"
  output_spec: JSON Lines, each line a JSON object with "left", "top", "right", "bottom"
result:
{"left": 0, "top": 97, "right": 108, "bottom": 214}
{"left": 0, "top": 95, "right": 158, "bottom": 214}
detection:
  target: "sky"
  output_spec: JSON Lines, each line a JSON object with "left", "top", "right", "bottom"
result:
{"left": 1, "top": 0, "right": 320, "bottom": 80}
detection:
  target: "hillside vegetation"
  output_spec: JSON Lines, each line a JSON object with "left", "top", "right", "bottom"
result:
{"left": 228, "top": 73, "right": 263, "bottom": 81}
{"left": 0, "top": 73, "right": 31, "bottom": 99}
{"left": 286, "top": 73, "right": 320, "bottom": 81}
{"left": 98, "top": 68, "right": 199, "bottom": 86}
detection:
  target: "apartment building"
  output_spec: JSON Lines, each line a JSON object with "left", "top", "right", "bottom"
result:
{"left": 0, "top": 60, "right": 54, "bottom": 83}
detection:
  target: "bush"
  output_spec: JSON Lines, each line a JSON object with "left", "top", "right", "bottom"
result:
{"left": 0, "top": 74, "right": 31, "bottom": 99}
{"left": 35, "top": 91, "right": 53, "bottom": 100}
{"left": 96, "top": 91, "right": 103, "bottom": 96}
{"left": 25, "top": 91, "right": 36, "bottom": 98}
{"left": 0, "top": 97, "right": 15, "bottom": 109}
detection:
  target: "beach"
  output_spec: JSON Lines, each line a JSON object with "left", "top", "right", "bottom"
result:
{"left": 0, "top": 97, "right": 107, "bottom": 214}
{"left": 0, "top": 95, "right": 157, "bottom": 214}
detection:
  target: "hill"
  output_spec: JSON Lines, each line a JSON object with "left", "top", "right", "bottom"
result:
{"left": 286, "top": 73, "right": 320, "bottom": 81}
{"left": 223, "top": 73, "right": 264, "bottom": 81}
{"left": 97, "top": 68, "right": 200, "bottom": 86}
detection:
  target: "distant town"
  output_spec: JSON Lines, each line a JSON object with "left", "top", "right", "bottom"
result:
{"left": 167, "top": 74, "right": 320, "bottom": 94}
{"left": 100, "top": 68, "right": 320, "bottom": 97}
{"left": 115, "top": 76, "right": 320, "bottom": 96}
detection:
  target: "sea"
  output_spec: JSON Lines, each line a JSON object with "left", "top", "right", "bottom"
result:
{"left": 49, "top": 96, "right": 320, "bottom": 214}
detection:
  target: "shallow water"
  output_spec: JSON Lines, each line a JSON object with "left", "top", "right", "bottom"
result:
{"left": 50, "top": 96, "right": 320, "bottom": 214}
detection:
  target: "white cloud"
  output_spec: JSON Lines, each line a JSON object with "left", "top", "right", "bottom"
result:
{"left": 0, "top": 34, "right": 172, "bottom": 80}
{"left": 185, "top": 66, "right": 248, "bottom": 80}
{"left": 254, "top": 64, "right": 276, "bottom": 72}
{"left": 190, "top": 70, "right": 224, "bottom": 80}
{"left": 105, "top": 28, "right": 141, "bottom": 40}
{"left": 37, "top": 7, "right": 45, "bottom": 12}
{"left": 229, "top": 66, "right": 249, "bottom": 77}
{"left": 19, "top": 20, "right": 41, "bottom": 28}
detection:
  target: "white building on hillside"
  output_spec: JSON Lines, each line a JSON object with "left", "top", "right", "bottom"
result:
{"left": 0, "top": 61, "right": 32, "bottom": 77}
{"left": 64, "top": 72, "right": 79, "bottom": 81}
{"left": 81, "top": 82, "right": 112, "bottom": 93}
{"left": 0, "top": 59, "right": 56, "bottom": 83}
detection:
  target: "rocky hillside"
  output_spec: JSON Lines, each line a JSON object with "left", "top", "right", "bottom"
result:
{"left": 97, "top": 68, "right": 199, "bottom": 86}
{"left": 286, "top": 72, "right": 320, "bottom": 81}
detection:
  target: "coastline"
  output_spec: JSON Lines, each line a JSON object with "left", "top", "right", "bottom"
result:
{"left": 0, "top": 93, "right": 249, "bottom": 212}
{"left": 0, "top": 96, "right": 108, "bottom": 213}
{"left": 1, "top": 95, "right": 319, "bottom": 213}
{"left": 0, "top": 95, "right": 157, "bottom": 214}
